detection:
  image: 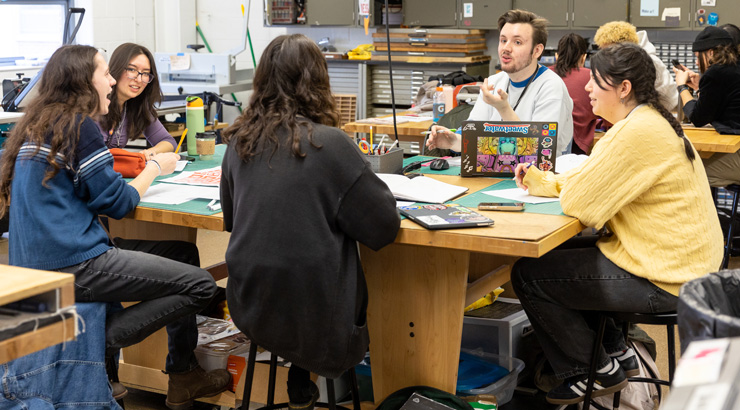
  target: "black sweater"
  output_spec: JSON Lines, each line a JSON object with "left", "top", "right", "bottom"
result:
{"left": 220, "top": 122, "right": 400, "bottom": 378}
{"left": 684, "top": 63, "right": 740, "bottom": 134}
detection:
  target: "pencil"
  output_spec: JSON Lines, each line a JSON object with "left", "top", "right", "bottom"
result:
{"left": 175, "top": 128, "right": 188, "bottom": 153}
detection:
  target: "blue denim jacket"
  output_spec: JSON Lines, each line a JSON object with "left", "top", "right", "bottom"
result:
{"left": 0, "top": 303, "right": 122, "bottom": 410}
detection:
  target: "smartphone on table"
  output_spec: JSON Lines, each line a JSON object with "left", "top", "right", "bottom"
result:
{"left": 478, "top": 202, "right": 525, "bottom": 211}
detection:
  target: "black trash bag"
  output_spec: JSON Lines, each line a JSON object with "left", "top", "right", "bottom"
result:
{"left": 678, "top": 269, "right": 740, "bottom": 353}
{"left": 376, "top": 386, "right": 473, "bottom": 410}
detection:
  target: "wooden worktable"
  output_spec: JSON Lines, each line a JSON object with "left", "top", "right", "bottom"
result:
{"left": 0, "top": 265, "right": 75, "bottom": 364}
{"left": 109, "top": 173, "right": 583, "bottom": 405}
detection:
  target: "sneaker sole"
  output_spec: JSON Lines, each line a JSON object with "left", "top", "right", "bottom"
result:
{"left": 546, "top": 378, "right": 629, "bottom": 405}
{"left": 165, "top": 385, "right": 230, "bottom": 410}
{"left": 624, "top": 368, "right": 640, "bottom": 378}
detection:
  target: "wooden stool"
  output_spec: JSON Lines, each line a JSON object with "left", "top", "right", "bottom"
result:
{"left": 239, "top": 342, "right": 361, "bottom": 410}
{"left": 721, "top": 184, "right": 740, "bottom": 269}
{"left": 582, "top": 311, "right": 677, "bottom": 410}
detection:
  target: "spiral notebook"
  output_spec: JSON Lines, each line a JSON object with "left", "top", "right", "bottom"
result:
{"left": 399, "top": 204, "right": 494, "bottom": 230}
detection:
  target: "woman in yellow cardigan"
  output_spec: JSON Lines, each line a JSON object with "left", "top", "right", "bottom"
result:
{"left": 512, "top": 43, "right": 723, "bottom": 406}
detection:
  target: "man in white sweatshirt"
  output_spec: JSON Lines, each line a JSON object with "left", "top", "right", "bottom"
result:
{"left": 427, "top": 9, "right": 574, "bottom": 156}
{"left": 594, "top": 21, "right": 678, "bottom": 112}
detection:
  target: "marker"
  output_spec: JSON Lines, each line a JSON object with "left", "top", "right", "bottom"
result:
{"left": 421, "top": 128, "right": 456, "bottom": 135}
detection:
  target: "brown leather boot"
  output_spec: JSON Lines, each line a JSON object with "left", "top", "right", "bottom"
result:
{"left": 165, "top": 366, "right": 232, "bottom": 410}
{"left": 111, "top": 381, "right": 128, "bottom": 400}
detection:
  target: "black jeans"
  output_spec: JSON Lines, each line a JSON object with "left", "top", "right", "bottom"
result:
{"left": 58, "top": 242, "right": 215, "bottom": 373}
{"left": 511, "top": 236, "right": 677, "bottom": 379}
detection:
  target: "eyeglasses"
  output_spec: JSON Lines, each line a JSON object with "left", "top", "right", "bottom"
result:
{"left": 124, "top": 67, "right": 154, "bottom": 84}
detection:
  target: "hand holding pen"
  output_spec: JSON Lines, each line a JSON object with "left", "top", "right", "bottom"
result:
{"left": 424, "top": 125, "right": 462, "bottom": 152}
{"left": 514, "top": 162, "right": 533, "bottom": 190}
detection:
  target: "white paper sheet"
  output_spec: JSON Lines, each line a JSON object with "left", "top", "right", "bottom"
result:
{"left": 141, "top": 184, "right": 220, "bottom": 205}
{"left": 482, "top": 187, "right": 560, "bottom": 204}
{"left": 640, "top": 0, "right": 659, "bottom": 16}
{"left": 175, "top": 160, "right": 188, "bottom": 172}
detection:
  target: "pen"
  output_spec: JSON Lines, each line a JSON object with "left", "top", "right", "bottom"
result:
{"left": 175, "top": 128, "right": 188, "bottom": 154}
{"left": 513, "top": 162, "right": 534, "bottom": 180}
{"left": 376, "top": 135, "right": 387, "bottom": 155}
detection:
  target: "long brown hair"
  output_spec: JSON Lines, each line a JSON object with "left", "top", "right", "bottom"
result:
{"left": 591, "top": 43, "right": 695, "bottom": 162}
{"left": 99, "top": 43, "right": 161, "bottom": 142}
{"left": 221, "top": 34, "right": 339, "bottom": 160}
{"left": 0, "top": 45, "right": 102, "bottom": 217}
{"left": 697, "top": 44, "right": 739, "bottom": 74}
{"left": 554, "top": 33, "right": 588, "bottom": 77}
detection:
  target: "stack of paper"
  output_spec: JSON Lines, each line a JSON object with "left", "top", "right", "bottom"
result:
{"left": 376, "top": 174, "right": 468, "bottom": 204}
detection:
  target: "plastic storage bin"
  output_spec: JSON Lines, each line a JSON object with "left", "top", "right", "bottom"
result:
{"left": 194, "top": 332, "right": 250, "bottom": 371}
{"left": 456, "top": 349, "right": 525, "bottom": 406}
{"left": 366, "top": 147, "right": 403, "bottom": 174}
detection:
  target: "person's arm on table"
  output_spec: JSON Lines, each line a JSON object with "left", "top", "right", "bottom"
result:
{"left": 128, "top": 152, "right": 178, "bottom": 197}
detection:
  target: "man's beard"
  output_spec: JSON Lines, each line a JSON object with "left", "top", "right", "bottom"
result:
{"left": 501, "top": 51, "right": 535, "bottom": 75}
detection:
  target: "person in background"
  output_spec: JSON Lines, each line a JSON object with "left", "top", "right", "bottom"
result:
{"left": 512, "top": 43, "right": 722, "bottom": 405}
{"left": 675, "top": 26, "right": 740, "bottom": 187}
{"left": 551, "top": 33, "right": 598, "bottom": 155}
{"left": 594, "top": 21, "right": 678, "bottom": 112}
{"left": 99, "top": 43, "right": 176, "bottom": 157}
{"left": 427, "top": 9, "right": 574, "bottom": 156}
{"left": 0, "top": 45, "right": 231, "bottom": 410}
{"left": 220, "top": 34, "right": 400, "bottom": 410}
{"left": 721, "top": 23, "right": 740, "bottom": 49}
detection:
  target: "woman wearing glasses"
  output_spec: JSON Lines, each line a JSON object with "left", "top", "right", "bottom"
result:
{"left": 99, "top": 43, "right": 177, "bottom": 158}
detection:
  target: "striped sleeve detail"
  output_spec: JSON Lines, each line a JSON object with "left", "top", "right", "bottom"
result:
{"left": 74, "top": 147, "right": 113, "bottom": 187}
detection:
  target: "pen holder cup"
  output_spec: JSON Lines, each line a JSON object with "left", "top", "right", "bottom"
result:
{"left": 367, "top": 147, "right": 403, "bottom": 174}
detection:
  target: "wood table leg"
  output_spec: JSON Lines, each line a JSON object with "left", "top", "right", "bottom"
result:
{"left": 360, "top": 243, "right": 470, "bottom": 404}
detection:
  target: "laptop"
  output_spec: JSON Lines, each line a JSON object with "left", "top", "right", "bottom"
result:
{"left": 399, "top": 204, "right": 494, "bottom": 230}
{"left": 460, "top": 120, "right": 558, "bottom": 177}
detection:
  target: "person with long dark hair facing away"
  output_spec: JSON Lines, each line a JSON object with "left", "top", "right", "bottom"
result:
{"left": 551, "top": 33, "right": 598, "bottom": 155}
{"left": 0, "top": 45, "right": 231, "bottom": 409}
{"left": 220, "top": 34, "right": 400, "bottom": 410}
{"left": 675, "top": 26, "right": 740, "bottom": 187}
{"left": 512, "top": 43, "right": 722, "bottom": 406}
{"left": 99, "top": 43, "right": 176, "bottom": 157}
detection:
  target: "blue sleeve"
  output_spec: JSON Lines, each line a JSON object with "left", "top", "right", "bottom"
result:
{"left": 75, "top": 119, "right": 140, "bottom": 219}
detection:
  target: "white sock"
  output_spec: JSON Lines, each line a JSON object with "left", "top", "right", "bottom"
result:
{"left": 610, "top": 347, "right": 635, "bottom": 361}
{"left": 597, "top": 358, "right": 617, "bottom": 374}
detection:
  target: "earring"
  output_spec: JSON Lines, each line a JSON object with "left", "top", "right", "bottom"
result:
{"left": 620, "top": 98, "right": 624, "bottom": 104}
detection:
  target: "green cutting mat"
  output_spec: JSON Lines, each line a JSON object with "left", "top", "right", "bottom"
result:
{"left": 133, "top": 145, "right": 226, "bottom": 216}
{"left": 403, "top": 155, "right": 461, "bottom": 176}
{"left": 453, "top": 179, "right": 564, "bottom": 216}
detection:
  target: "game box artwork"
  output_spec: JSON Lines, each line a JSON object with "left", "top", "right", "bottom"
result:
{"left": 460, "top": 121, "right": 558, "bottom": 177}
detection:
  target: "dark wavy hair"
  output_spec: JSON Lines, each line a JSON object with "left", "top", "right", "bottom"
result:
{"left": 554, "top": 33, "right": 588, "bottom": 77}
{"left": 0, "top": 45, "right": 104, "bottom": 217}
{"left": 222, "top": 34, "right": 339, "bottom": 160}
{"left": 697, "top": 43, "right": 739, "bottom": 74}
{"left": 497, "top": 9, "right": 549, "bottom": 51}
{"left": 591, "top": 43, "right": 695, "bottom": 162}
{"left": 99, "top": 43, "right": 161, "bottom": 143}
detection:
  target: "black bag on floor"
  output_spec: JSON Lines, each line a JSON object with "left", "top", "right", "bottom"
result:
{"left": 376, "top": 386, "right": 473, "bottom": 410}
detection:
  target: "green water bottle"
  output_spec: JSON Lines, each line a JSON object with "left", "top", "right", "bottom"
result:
{"left": 186, "top": 96, "right": 205, "bottom": 156}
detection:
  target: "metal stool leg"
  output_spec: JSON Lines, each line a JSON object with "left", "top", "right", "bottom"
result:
{"left": 667, "top": 323, "right": 677, "bottom": 382}
{"left": 348, "top": 368, "right": 361, "bottom": 410}
{"left": 327, "top": 378, "right": 337, "bottom": 410}
{"left": 240, "top": 342, "right": 258, "bottom": 410}
{"left": 722, "top": 188, "right": 740, "bottom": 269}
{"left": 266, "top": 353, "right": 278, "bottom": 406}
{"left": 583, "top": 315, "right": 608, "bottom": 410}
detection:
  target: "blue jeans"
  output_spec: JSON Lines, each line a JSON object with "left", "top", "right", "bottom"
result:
{"left": 57, "top": 245, "right": 216, "bottom": 373}
{"left": 0, "top": 303, "right": 122, "bottom": 410}
{"left": 511, "top": 236, "right": 677, "bottom": 379}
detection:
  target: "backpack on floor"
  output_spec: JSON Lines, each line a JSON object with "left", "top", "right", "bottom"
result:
{"left": 576, "top": 340, "right": 660, "bottom": 410}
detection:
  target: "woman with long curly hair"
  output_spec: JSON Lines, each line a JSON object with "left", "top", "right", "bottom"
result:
{"left": 0, "top": 45, "right": 230, "bottom": 409}
{"left": 220, "top": 34, "right": 400, "bottom": 410}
